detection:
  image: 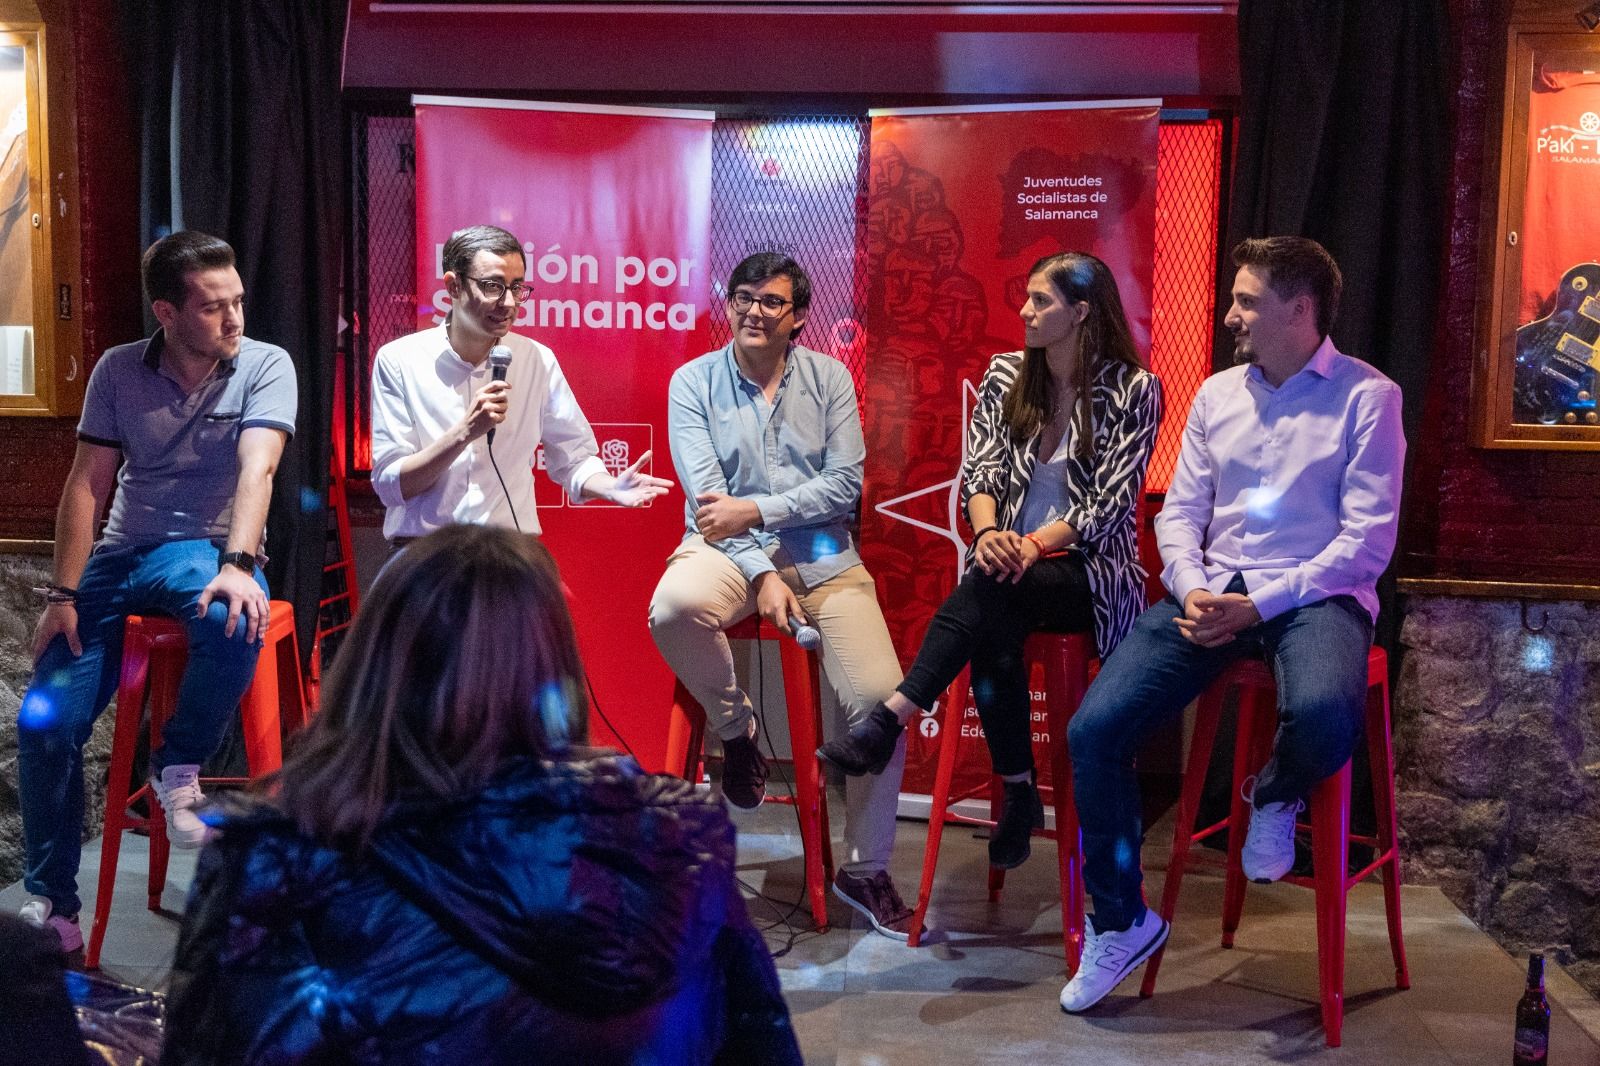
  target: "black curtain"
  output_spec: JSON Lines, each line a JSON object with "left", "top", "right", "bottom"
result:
{"left": 1193, "top": 0, "right": 1453, "bottom": 860}
{"left": 124, "top": 1, "right": 347, "bottom": 663}
{"left": 1226, "top": 0, "right": 1451, "bottom": 652}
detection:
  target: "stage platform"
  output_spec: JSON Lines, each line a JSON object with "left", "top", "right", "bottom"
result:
{"left": 5, "top": 793, "right": 1598, "bottom": 1065}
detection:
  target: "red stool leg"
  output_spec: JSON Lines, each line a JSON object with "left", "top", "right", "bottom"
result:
{"left": 664, "top": 679, "right": 706, "bottom": 781}
{"left": 264, "top": 602, "right": 308, "bottom": 736}
{"left": 86, "top": 622, "right": 156, "bottom": 970}
{"left": 909, "top": 670, "right": 971, "bottom": 947}
{"left": 987, "top": 774, "right": 1008, "bottom": 901}
{"left": 1049, "top": 732, "right": 1083, "bottom": 972}
{"left": 145, "top": 643, "right": 184, "bottom": 910}
{"left": 1040, "top": 635, "right": 1090, "bottom": 974}
{"left": 1311, "top": 761, "right": 1352, "bottom": 1048}
{"left": 808, "top": 654, "right": 835, "bottom": 879}
{"left": 1366, "top": 659, "right": 1410, "bottom": 990}
{"left": 778, "top": 635, "right": 830, "bottom": 932}
{"left": 1221, "top": 680, "right": 1269, "bottom": 947}
{"left": 238, "top": 623, "right": 285, "bottom": 776}
{"left": 1141, "top": 681, "right": 1228, "bottom": 997}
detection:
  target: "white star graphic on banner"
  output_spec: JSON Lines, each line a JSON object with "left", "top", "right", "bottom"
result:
{"left": 872, "top": 378, "right": 979, "bottom": 581}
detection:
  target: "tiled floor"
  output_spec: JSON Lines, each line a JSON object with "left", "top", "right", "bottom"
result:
{"left": 737, "top": 793, "right": 1600, "bottom": 1065}
{"left": 6, "top": 793, "right": 1599, "bottom": 1065}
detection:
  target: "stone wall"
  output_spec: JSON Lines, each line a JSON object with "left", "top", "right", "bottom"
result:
{"left": 0, "top": 552, "right": 114, "bottom": 889}
{"left": 1397, "top": 594, "right": 1600, "bottom": 995}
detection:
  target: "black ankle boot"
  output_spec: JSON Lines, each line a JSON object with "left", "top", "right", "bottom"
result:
{"left": 989, "top": 773, "right": 1044, "bottom": 869}
{"left": 817, "top": 705, "right": 904, "bottom": 776}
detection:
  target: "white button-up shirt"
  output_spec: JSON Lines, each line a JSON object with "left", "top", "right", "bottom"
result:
{"left": 1154, "top": 337, "right": 1405, "bottom": 623}
{"left": 370, "top": 324, "right": 607, "bottom": 540}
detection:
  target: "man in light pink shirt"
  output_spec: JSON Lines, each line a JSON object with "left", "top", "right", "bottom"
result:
{"left": 1058, "top": 236, "right": 1405, "bottom": 1013}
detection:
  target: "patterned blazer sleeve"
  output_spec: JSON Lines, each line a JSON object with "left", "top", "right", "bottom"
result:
{"left": 1064, "top": 368, "right": 1164, "bottom": 550}
{"left": 959, "top": 353, "right": 1019, "bottom": 523}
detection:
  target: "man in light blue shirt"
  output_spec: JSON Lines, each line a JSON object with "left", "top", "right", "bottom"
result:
{"left": 1059, "top": 237, "right": 1405, "bottom": 1012}
{"left": 649, "top": 252, "right": 913, "bottom": 939}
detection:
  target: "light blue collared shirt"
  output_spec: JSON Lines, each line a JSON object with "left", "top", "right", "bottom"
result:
{"left": 666, "top": 342, "right": 864, "bottom": 587}
{"left": 1154, "top": 337, "right": 1405, "bottom": 623}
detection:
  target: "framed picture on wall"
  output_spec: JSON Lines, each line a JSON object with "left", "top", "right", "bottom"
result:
{"left": 1475, "top": 29, "right": 1600, "bottom": 449}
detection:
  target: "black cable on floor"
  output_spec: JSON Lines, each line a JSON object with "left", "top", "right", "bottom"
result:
{"left": 748, "top": 637, "right": 822, "bottom": 956}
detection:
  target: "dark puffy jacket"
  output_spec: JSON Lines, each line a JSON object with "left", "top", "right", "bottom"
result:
{"left": 160, "top": 754, "right": 801, "bottom": 1065}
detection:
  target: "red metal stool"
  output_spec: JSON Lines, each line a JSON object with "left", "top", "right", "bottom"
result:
{"left": 1139, "top": 645, "right": 1409, "bottom": 1047}
{"left": 86, "top": 601, "right": 305, "bottom": 969}
{"left": 907, "top": 630, "right": 1094, "bottom": 972}
{"left": 663, "top": 614, "right": 834, "bottom": 931}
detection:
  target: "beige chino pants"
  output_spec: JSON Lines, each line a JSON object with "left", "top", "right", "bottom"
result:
{"left": 648, "top": 535, "right": 906, "bottom": 875}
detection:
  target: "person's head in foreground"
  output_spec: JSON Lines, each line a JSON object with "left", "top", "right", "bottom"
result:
{"left": 161, "top": 525, "right": 802, "bottom": 1066}
{"left": 276, "top": 522, "right": 587, "bottom": 850}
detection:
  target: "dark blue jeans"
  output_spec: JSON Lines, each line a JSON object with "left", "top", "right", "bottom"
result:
{"left": 17, "top": 539, "right": 267, "bottom": 916}
{"left": 1067, "top": 582, "right": 1373, "bottom": 933}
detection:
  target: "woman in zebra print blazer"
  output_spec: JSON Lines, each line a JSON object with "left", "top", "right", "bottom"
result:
{"left": 820, "top": 251, "right": 1163, "bottom": 870}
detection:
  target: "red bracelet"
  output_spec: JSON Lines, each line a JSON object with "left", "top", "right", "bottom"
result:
{"left": 1023, "top": 532, "right": 1047, "bottom": 556}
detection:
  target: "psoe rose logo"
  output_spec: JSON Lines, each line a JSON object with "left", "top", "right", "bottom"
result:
{"left": 601, "top": 438, "right": 630, "bottom": 473}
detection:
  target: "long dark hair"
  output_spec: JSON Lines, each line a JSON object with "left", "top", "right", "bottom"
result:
{"left": 273, "top": 525, "right": 589, "bottom": 853}
{"left": 1001, "top": 252, "right": 1144, "bottom": 459}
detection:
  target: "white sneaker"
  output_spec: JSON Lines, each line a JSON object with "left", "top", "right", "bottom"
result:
{"left": 19, "top": 894, "right": 84, "bottom": 953}
{"left": 150, "top": 764, "right": 211, "bottom": 848}
{"left": 1059, "top": 910, "right": 1170, "bottom": 1013}
{"left": 1240, "top": 776, "right": 1304, "bottom": 883}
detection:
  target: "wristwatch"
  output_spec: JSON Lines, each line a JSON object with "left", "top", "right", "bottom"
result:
{"left": 218, "top": 550, "right": 256, "bottom": 574}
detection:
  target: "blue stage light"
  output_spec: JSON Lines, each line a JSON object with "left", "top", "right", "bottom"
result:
{"left": 19, "top": 690, "right": 58, "bottom": 729}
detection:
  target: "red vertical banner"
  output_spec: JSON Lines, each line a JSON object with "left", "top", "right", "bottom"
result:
{"left": 414, "top": 99, "right": 713, "bottom": 771}
{"left": 859, "top": 102, "right": 1160, "bottom": 800}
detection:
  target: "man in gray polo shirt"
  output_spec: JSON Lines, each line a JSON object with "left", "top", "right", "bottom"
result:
{"left": 16, "top": 231, "right": 297, "bottom": 953}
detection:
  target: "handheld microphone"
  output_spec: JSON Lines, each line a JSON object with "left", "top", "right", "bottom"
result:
{"left": 790, "top": 616, "right": 822, "bottom": 651}
{"left": 486, "top": 345, "right": 512, "bottom": 444}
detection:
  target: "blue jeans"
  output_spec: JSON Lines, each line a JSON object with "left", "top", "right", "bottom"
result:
{"left": 17, "top": 539, "right": 268, "bottom": 917}
{"left": 1067, "top": 580, "right": 1373, "bottom": 933}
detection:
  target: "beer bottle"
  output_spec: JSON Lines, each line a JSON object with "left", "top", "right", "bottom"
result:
{"left": 1513, "top": 952, "right": 1550, "bottom": 1065}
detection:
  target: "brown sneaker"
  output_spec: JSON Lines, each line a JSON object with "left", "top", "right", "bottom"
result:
{"left": 832, "top": 869, "right": 915, "bottom": 941}
{"left": 720, "top": 728, "right": 769, "bottom": 809}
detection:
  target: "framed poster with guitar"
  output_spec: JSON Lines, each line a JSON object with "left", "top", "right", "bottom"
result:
{"left": 1475, "top": 27, "right": 1600, "bottom": 448}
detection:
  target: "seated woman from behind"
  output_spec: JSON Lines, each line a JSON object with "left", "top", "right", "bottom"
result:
{"left": 161, "top": 524, "right": 801, "bottom": 1066}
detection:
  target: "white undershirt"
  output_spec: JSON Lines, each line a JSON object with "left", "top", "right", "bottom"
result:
{"left": 1014, "top": 422, "right": 1076, "bottom": 535}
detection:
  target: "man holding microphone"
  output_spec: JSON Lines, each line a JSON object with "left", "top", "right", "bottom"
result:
{"left": 370, "top": 224, "right": 670, "bottom": 548}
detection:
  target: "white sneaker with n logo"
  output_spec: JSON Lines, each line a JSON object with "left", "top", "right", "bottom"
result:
{"left": 1059, "top": 910, "right": 1170, "bottom": 1013}
{"left": 150, "top": 764, "right": 211, "bottom": 848}
{"left": 1239, "top": 775, "right": 1305, "bottom": 884}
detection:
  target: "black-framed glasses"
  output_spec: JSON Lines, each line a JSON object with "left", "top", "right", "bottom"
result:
{"left": 727, "top": 291, "right": 792, "bottom": 315}
{"left": 468, "top": 276, "right": 535, "bottom": 303}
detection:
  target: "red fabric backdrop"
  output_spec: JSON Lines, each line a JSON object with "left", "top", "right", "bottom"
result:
{"left": 414, "top": 100, "right": 713, "bottom": 770}
{"left": 859, "top": 102, "right": 1160, "bottom": 798}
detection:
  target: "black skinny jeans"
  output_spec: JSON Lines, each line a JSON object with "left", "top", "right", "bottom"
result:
{"left": 897, "top": 554, "right": 1095, "bottom": 776}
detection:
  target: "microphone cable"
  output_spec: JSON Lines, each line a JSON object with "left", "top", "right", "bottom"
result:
{"left": 484, "top": 344, "right": 522, "bottom": 533}
{"left": 584, "top": 670, "right": 638, "bottom": 760}
{"left": 744, "top": 631, "right": 825, "bottom": 955}
{"left": 485, "top": 436, "right": 525, "bottom": 534}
